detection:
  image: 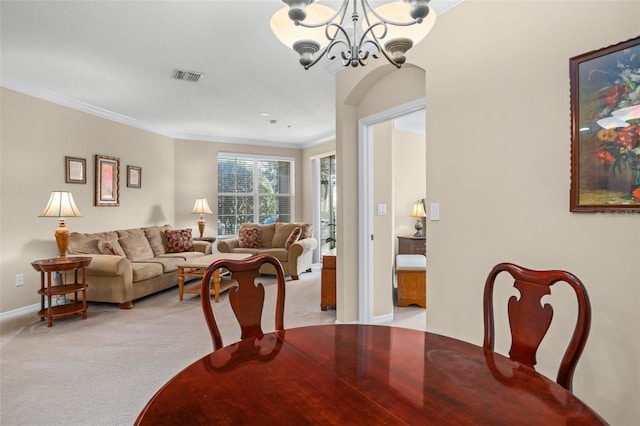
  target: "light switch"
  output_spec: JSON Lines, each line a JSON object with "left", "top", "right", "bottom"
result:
{"left": 377, "top": 204, "right": 387, "bottom": 215}
{"left": 430, "top": 203, "right": 440, "bottom": 221}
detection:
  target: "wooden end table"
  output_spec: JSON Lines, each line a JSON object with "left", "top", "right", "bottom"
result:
{"left": 31, "top": 256, "right": 91, "bottom": 327}
{"left": 177, "top": 253, "right": 251, "bottom": 303}
{"left": 321, "top": 249, "right": 336, "bottom": 311}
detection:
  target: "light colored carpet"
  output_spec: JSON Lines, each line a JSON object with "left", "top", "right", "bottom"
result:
{"left": 0, "top": 266, "right": 426, "bottom": 425}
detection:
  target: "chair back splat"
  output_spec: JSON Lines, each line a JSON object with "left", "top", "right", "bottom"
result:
{"left": 482, "top": 262, "right": 592, "bottom": 391}
{"left": 201, "top": 254, "right": 286, "bottom": 351}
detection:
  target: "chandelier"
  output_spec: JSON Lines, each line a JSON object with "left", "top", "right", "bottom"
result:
{"left": 271, "top": 0, "right": 437, "bottom": 70}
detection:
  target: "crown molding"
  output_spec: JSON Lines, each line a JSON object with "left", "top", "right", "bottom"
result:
{"left": 173, "top": 132, "right": 310, "bottom": 150}
{"left": 1, "top": 78, "right": 176, "bottom": 138}
{"left": 1, "top": 78, "right": 334, "bottom": 149}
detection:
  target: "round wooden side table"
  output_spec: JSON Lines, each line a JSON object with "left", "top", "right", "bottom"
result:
{"left": 31, "top": 256, "right": 91, "bottom": 327}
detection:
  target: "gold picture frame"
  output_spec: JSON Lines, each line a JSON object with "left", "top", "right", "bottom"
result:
{"left": 65, "top": 156, "right": 86, "bottom": 184}
{"left": 95, "top": 154, "right": 120, "bottom": 206}
{"left": 570, "top": 36, "right": 640, "bottom": 212}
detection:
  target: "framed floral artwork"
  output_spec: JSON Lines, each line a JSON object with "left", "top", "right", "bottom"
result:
{"left": 95, "top": 154, "right": 120, "bottom": 206}
{"left": 65, "top": 156, "right": 86, "bottom": 184}
{"left": 570, "top": 36, "right": 640, "bottom": 212}
{"left": 127, "top": 165, "right": 141, "bottom": 188}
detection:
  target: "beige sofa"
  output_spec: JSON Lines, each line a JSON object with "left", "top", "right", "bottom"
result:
{"left": 217, "top": 222, "right": 317, "bottom": 280}
{"left": 68, "top": 225, "right": 212, "bottom": 309}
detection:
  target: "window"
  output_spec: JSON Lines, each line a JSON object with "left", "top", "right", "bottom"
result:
{"left": 218, "top": 154, "right": 293, "bottom": 237}
{"left": 320, "top": 154, "right": 336, "bottom": 253}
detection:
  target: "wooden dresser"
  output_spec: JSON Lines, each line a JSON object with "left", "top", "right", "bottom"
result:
{"left": 397, "top": 235, "right": 426, "bottom": 256}
{"left": 321, "top": 250, "right": 336, "bottom": 311}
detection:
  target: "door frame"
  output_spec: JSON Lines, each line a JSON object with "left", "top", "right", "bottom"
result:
{"left": 357, "top": 98, "right": 426, "bottom": 324}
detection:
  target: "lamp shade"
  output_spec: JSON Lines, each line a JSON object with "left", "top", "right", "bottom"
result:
{"left": 366, "top": 3, "right": 437, "bottom": 47}
{"left": 270, "top": 3, "right": 337, "bottom": 50}
{"left": 39, "top": 191, "right": 81, "bottom": 262}
{"left": 39, "top": 191, "right": 82, "bottom": 218}
{"left": 192, "top": 198, "right": 213, "bottom": 215}
{"left": 410, "top": 201, "right": 426, "bottom": 218}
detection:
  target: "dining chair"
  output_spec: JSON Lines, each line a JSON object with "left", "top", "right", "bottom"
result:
{"left": 201, "top": 254, "right": 286, "bottom": 350}
{"left": 483, "top": 262, "right": 592, "bottom": 391}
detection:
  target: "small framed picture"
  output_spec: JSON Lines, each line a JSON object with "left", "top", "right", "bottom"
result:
{"left": 65, "top": 156, "right": 86, "bottom": 184}
{"left": 95, "top": 154, "right": 120, "bottom": 206}
{"left": 127, "top": 165, "right": 142, "bottom": 188}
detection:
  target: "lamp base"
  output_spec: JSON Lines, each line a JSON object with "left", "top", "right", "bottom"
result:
{"left": 54, "top": 219, "right": 71, "bottom": 262}
{"left": 413, "top": 218, "right": 424, "bottom": 238}
{"left": 198, "top": 215, "right": 206, "bottom": 239}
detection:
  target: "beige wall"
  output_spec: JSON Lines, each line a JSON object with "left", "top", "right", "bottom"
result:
{"left": 393, "top": 129, "right": 426, "bottom": 243}
{"left": 173, "top": 139, "right": 306, "bottom": 238}
{"left": 336, "top": 65, "right": 427, "bottom": 323}
{"left": 0, "top": 88, "right": 313, "bottom": 313}
{"left": 373, "top": 121, "right": 395, "bottom": 317}
{"left": 372, "top": 124, "right": 427, "bottom": 319}
{"left": 335, "top": 1, "right": 639, "bottom": 424}
{"left": 0, "top": 88, "right": 176, "bottom": 312}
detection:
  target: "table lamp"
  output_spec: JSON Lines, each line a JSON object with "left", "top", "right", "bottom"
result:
{"left": 410, "top": 200, "right": 426, "bottom": 237}
{"left": 192, "top": 198, "right": 213, "bottom": 239}
{"left": 39, "top": 191, "right": 82, "bottom": 262}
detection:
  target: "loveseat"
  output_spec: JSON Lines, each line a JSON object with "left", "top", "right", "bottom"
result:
{"left": 68, "top": 225, "right": 212, "bottom": 309}
{"left": 217, "top": 222, "right": 317, "bottom": 280}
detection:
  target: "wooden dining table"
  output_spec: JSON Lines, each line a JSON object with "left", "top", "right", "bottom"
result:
{"left": 135, "top": 324, "right": 606, "bottom": 425}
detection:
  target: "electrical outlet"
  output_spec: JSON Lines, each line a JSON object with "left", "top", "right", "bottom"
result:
{"left": 16, "top": 274, "right": 24, "bottom": 287}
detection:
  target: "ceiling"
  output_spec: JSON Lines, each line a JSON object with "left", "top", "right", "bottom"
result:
{"left": 1, "top": 1, "right": 461, "bottom": 148}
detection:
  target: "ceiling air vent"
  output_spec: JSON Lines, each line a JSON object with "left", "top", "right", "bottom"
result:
{"left": 171, "top": 69, "right": 203, "bottom": 83}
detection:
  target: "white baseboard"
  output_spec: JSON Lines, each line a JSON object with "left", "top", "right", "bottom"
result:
{"left": 0, "top": 303, "right": 39, "bottom": 322}
{"left": 373, "top": 313, "right": 394, "bottom": 325}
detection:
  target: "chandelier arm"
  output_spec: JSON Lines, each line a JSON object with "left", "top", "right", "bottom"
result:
{"left": 360, "top": 22, "right": 392, "bottom": 55}
{"left": 325, "top": 22, "right": 353, "bottom": 48}
{"left": 358, "top": 20, "right": 403, "bottom": 68}
{"left": 304, "top": 39, "right": 350, "bottom": 70}
{"left": 367, "top": 39, "right": 402, "bottom": 68}
{"left": 330, "top": 39, "right": 353, "bottom": 61}
{"left": 360, "top": 20, "right": 387, "bottom": 42}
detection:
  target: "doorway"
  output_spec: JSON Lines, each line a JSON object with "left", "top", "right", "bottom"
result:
{"left": 358, "top": 99, "right": 426, "bottom": 324}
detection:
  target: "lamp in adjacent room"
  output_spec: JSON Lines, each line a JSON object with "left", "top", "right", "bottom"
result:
{"left": 192, "top": 198, "right": 213, "bottom": 239}
{"left": 39, "top": 191, "right": 82, "bottom": 262}
{"left": 410, "top": 200, "right": 426, "bottom": 237}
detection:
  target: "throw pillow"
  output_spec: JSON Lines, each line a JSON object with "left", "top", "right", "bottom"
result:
{"left": 165, "top": 229, "right": 194, "bottom": 253}
{"left": 272, "top": 223, "right": 298, "bottom": 248}
{"left": 118, "top": 235, "right": 155, "bottom": 260}
{"left": 238, "top": 227, "right": 261, "bottom": 248}
{"left": 98, "top": 239, "right": 125, "bottom": 257}
{"left": 284, "top": 227, "right": 301, "bottom": 250}
{"left": 68, "top": 236, "right": 100, "bottom": 254}
{"left": 143, "top": 224, "right": 171, "bottom": 256}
